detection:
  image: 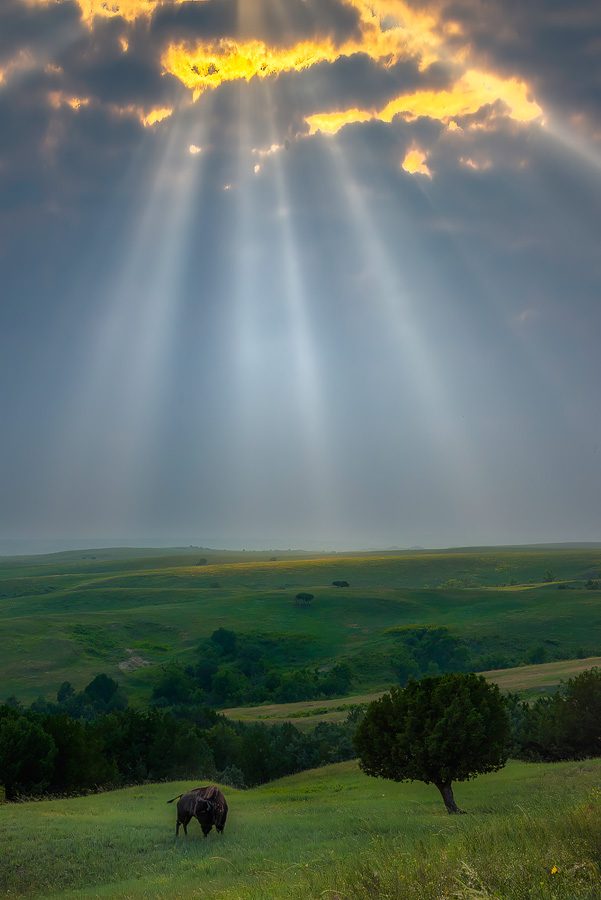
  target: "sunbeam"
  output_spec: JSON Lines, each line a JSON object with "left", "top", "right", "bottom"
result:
{"left": 313, "top": 128, "right": 494, "bottom": 527}
{"left": 259, "top": 78, "right": 338, "bottom": 531}
{"left": 51, "top": 98, "right": 215, "bottom": 524}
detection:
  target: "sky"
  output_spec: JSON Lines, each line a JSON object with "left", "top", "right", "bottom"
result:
{"left": 1, "top": 0, "right": 600, "bottom": 553}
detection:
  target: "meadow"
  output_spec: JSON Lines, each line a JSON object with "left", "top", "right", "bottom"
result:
{"left": 1, "top": 759, "right": 600, "bottom": 899}
{"left": 3, "top": 546, "right": 601, "bottom": 899}
{"left": 2, "top": 545, "right": 601, "bottom": 702}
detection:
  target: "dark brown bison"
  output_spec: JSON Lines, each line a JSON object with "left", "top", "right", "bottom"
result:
{"left": 167, "top": 786, "right": 228, "bottom": 837}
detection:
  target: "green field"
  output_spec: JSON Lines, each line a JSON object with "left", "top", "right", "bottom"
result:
{"left": 223, "top": 656, "right": 601, "bottom": 729}
{"left": 3, "top": 546, "right": 601, "bottom": 898}
{"left": 2, "top": 545, "right": 601, "bottom": 702}
{"left": 1, "top": 759, "right": 600, "bottom": 898}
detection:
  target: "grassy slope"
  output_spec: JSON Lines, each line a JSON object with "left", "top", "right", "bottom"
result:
{"left": 223, "top": 656, "right": 601, "bottom": 729}
{"left": 2, "top": 547, "right": 601, "bottom": 701}
{"left": 1, "top": 759, "right": 600, "bottom": 899}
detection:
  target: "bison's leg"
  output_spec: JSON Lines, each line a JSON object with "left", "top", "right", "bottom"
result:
{"left": 176, "top": 818, "right": 180, "bottom": 837}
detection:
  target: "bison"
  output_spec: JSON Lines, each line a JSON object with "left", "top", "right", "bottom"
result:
{"left": 167, "top": 785, "right": 228, "bottom": 838}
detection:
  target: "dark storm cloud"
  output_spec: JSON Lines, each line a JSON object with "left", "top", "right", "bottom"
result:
{"left": 148, "top": 0, "right": 360, "bottom": 47}
{"left": 0, "top": 3, "right": 167, "bottom": 230}
{"left": 55, "top": 17, "right": 184, "bottom": 107}
{"left": 0, "top": 0, "right": 81, "bottom": 65}
{"left": 271, "top": 54, "right": 456, "bottom": 127}
{"left": 418, "top": 0, "right": 601, "bottom": 130}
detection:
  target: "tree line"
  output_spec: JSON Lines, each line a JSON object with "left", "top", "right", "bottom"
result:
{"left": 0, "top": 684, "right": 358, "bottom": 801}
{"left": 2, "top": 662, "right": 600, "bottom": 804}
{"left": 147, "top": 625, "right": 565, "bottom": 710}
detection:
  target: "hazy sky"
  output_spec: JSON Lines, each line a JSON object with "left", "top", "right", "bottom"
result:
{"left": 1, "top": 0, "right": 600, "bottom": 551}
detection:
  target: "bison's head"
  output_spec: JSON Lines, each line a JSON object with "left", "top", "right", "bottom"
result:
{"left": 195, "top": 798, "right": 213, "bottom": 815}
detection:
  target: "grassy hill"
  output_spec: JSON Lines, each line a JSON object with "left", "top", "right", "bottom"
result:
{"left": 2, "top": 546, "right": 601, "bottom": 702}
{"left": 1, "top": 759, "right": 600, "bottom": 898}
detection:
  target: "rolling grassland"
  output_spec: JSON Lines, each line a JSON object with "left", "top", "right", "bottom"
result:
{"left": 3, "top": 547, "right": 601, "bottom": 899}
{"left": 2, "top": 546, "right": 601, "bottom": 702}
{"left": 1, "top": 759, "right": 600, "bottom": 899}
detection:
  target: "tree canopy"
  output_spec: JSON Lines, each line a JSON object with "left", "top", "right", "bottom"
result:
{"left": 354, "top": 673, "right": 510, "bottom": 813}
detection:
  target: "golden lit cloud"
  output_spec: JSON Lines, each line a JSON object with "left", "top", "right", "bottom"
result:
{"left": 188, "top": 144, "right": 202, "bottom": 155}
{"left": 402, "top": 147, "right": 431, "bottom": 177}
{"left": 161, "top": 1, "right": 442, "bottom": 98}
{"left": 158, "top": 1, "right": 541, "bottom": 137}
{"left": 27, "top": 0, "right": 543, "bottom": 147}
{"left": 141, "top": 107, "right": 173, "bottom": 127}
{"left": 58, "top": 0, "right": 440, "bottom": 54}
{"left": 68, "top": 0, "right": 159, "bottom": 23}
{"left": 162, "top": 38, "right": 347, "bottom": 100}
{"left": 48, "top": 91, "right": 90, "bottom": 110}
{"left": 306, "top": 70, "right": 541, "bottom": 135}
{"left": 304, "top": 108, "right": 373, "bottom": 135}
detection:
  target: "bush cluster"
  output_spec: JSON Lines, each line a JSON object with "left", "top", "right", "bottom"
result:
{"left": 151, "top": 629, "right": 354, "bottom": 707}
{"left": 509, "top": 667, "right": 601, "bottom": 761}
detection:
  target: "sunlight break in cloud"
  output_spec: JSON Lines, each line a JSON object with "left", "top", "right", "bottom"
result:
{"left": 158, "top": 3, "right": 542, "bottom": 134}
{"left": 306, "top": 71, "right": 542, "bottom": 135}
{"left": 402, "top": 147, "right": 432, "bottom": 177}
{"left": 141, "top": 107, "right": 173, "bottom": 127}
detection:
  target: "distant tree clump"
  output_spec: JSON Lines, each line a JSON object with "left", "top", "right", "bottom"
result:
{"left": 295, "top": 593, "right": 314, "bottom": 607}
{"left": 391, "top": 626, "right": 471, "bottom": 681}
{"left": 84, "top": 674, "right": 120, "bottom": 706}
{"left": 525, "top": 644, "right": 548, "bottom": 665}
{"left": 513, "top": 667, "right": 601, "bottom": 762}
{"left": 0, "top": 709, "right": 57, "bottom": 800}
{"left": 355, "top": 673, "right": 510, "bottom": 813}
{"left": 57, "top": 681, "right": 75, "bottom": 704}
{"left": 332, "top": 581, "right": 350, "bottom": 588}
{"left": 210, "top": 628, "right": 238, "bottom": 655}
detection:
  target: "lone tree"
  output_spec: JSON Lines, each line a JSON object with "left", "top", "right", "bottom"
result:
{"left": 354, "top": 673, "right": 510, "bottom": 814}
{"left": 295, "top": 592, "right": 314, "bottom": 607}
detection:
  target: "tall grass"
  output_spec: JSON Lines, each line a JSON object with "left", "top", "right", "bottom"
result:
{"left": 255, "top": 792, "right": 601, "bottom": 899}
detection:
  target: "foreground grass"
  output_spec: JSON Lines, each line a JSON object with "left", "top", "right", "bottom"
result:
{"left": 1, "top": 759, "right": 600, "bottom": 898}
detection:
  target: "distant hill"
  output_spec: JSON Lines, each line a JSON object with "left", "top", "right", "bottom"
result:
{"left": 2, "top": 545, "right": 601, "bottom": 703}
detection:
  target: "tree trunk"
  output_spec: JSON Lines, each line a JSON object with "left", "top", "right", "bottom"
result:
{"left": 435, "top": 781, "right": 464, "bottom": 814}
